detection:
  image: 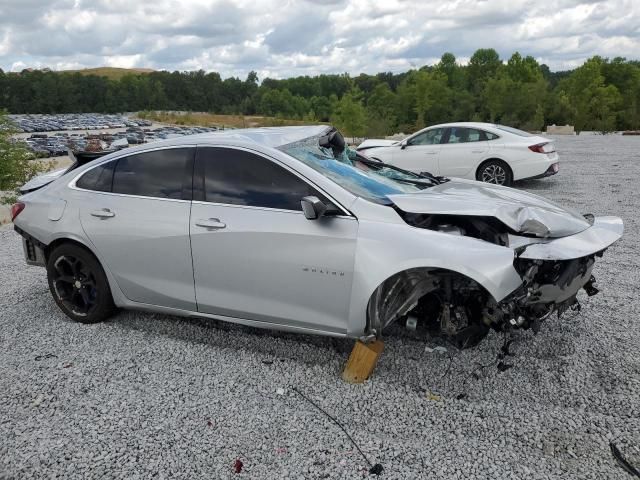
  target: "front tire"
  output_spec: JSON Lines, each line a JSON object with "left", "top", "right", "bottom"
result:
{"left": 46, "top": 243, "right": 115, "bottom": 323}
{"left": 476, "top": 160, "right": 513, "bottom": 186}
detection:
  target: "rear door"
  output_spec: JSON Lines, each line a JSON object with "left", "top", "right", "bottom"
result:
{"left": 189, "top": 146, "right": 358, "bottom": 334}
{"left": 77, "top": 147, "right": 197, "bottom": 311}
{"left": 437, "top": 127, "right": 489, "bottom": 178}
{"left": 392, "top": 128, "right": 444, "bottom": 174}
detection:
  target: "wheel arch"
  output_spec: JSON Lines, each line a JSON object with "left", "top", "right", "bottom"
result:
{"left": 45, "top": 235, "right": 96, "bottom": 262}
{"left": 476, "top": 157, "right": 513, "bottom": 179}
{"left": 44, "top": 233, "right": 128, "bottom": 307}
{"left": 364, "top": 265, "right": 499, "bottom": 335}
{"left": 347, "top": 253, "right": 522, "bottom": 338}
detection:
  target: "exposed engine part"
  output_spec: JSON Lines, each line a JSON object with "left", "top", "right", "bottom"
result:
{"left": 436, "top": 224, "right": 464, "bottom": 236}
{"left": 368, "top": 253, "right": 601, "bottom": 347}
{"left": 367, "top": 268, "right": 493, "bottom": 348}
{"left": 396, "top": 211, "right": 511, "bottom": 246}
{"left": 497, "top": 254, "right": 598, "bottom": 329}
{"left": 583, "top": 276, "right": 599, "bottom": 296}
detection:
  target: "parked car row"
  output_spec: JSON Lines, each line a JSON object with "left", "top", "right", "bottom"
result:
{"left": 8, "top": 114, "right": 152, "bottom": 133}
{"left": 20, "top": 125, "right": 218, "bottom": 157}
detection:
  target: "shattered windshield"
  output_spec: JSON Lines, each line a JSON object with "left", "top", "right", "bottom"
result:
{"left": 280, "top": 134, "right": 431, "bottom": 205}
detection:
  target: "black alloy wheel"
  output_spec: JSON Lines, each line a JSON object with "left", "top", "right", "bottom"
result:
{"left": 47, "top": 244, "right": 115, "bottom": 323}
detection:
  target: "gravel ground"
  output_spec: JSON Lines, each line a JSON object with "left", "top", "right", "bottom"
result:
{"left": 0, "top": 135, "right": 638, "bottom": 479}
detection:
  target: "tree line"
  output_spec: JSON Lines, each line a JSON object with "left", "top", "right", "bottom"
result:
{"left": 1, "top": 49, "right": 639, "bottom": 136}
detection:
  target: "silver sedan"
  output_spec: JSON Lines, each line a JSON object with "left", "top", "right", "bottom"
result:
{"left": 11, "top": 126, "right": 623, "bottom": 347}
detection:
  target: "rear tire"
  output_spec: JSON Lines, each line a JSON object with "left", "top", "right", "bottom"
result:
{"left": 476, "top": 159, "right": 513, "bottom": 186}
{"left": 46, "top": 243, "right": 115, "bottom": 324}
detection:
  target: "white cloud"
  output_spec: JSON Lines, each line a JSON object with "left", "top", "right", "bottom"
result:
{"left": 0, "top": 0, "right": 638, "bottom": 77}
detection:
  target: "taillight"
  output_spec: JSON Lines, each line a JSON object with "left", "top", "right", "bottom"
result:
{"left": 10, "top": 202, "right": 25, "bottom": 222}
{"left": 528, "top": 142, "right": 555, "bottom": 154}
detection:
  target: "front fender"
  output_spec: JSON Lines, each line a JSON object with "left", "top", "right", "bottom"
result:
{"left": 346, "top": 219, "right": 522, "bottom": 336}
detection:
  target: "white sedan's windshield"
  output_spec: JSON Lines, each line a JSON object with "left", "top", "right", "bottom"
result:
{"left": 280, "top": 135, "right": 427, "bottom": 204}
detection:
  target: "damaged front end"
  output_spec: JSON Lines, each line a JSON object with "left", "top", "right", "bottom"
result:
{"left": 367, "top": 209, "right": 623, "bottom": 347}
{"left": 500, "top": 254, "right": 600, "bottom": 331}
{"left": 367, "top": 267, "right": 501, "bottom": 347}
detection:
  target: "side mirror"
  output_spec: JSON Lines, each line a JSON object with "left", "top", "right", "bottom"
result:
{"left": 301, "top": 196, "right": 327, "bottom": 220}
{"left": 400, "top": 139, "right": 408, "bottom": 149}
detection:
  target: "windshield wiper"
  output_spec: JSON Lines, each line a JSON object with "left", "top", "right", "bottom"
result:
{"left": 356, "top": 156, "right": 443, "bottom": 186}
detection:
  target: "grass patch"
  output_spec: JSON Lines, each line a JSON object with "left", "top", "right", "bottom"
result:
{"left": 137, "top": 111, "right": 324, "bottom": 129}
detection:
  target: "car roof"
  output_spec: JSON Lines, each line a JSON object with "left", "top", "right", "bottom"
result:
{"left": 121, "top": 125, "right": 331, "bottom": 152}
{"left": 425, "top": 122, "right": 498, "bottom": 129}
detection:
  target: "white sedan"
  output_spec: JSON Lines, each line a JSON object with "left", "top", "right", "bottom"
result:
{"left": 357, "top": 122, "right": 559, "bottom": 186}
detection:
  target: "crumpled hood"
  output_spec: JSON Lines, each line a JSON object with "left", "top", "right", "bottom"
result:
{"left": 389, "top": 179, "right": 591, "bottom": 238}
{"left": 19, "top": 167, "right": 68, "bottom": 193}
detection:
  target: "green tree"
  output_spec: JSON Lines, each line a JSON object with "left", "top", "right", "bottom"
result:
{"left": 309, "top": 95, "right": 332, "bottom": 121}
{"left": 365, "top": 83, "right": 397, "bottom": 136}
{"left": 436, "top": 52, "right": 465, "bottom": 90}
{"left": 413, "top": 70, "right": 452, "bottom": 128}
{"left": 561, "top": 57, "right": 623, "bottom": 132}
{"left": 331, "top": 90, "right": 367, "bottom": 141}
{"left": 602, "top": 57, "right": 640, "bottom": 129}
{"left": 468, "top": 48, "right": 502, "bottom": 93}
{"left": 0, "top": 111, "right": 47, "bottom": 201}
{"left": 482, "top": 53, "right": 548, "bottom": 129}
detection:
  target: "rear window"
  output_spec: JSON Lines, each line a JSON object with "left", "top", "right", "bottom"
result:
{"left": 112, "top": 148, "right": 192, "bottom": 199}
{"left": 494, "top": 125, "right": 533, "bottom": 137}
{"left": 76, "top": 161, "right": 115, "bottom": 192}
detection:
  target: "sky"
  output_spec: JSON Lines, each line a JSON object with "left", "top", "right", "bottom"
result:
{"left": 0, "top": 0, "right": 638, "bottom": 79}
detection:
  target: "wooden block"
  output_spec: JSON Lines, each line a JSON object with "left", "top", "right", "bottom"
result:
{"left": 341, "top": 339, "right": 384, "bottom": 384}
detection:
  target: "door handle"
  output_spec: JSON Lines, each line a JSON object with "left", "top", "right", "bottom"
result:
{"left": 195, "top": 218, "right": 226, "bottom": 229}
{"left": 90, "top": 208, "right": 115, "bottom": 218}
{"left": 471, "top": 150, "right": 484, "bottom": 153}
{"left": 425, "top": 151, "right": 438, "bottom": 155}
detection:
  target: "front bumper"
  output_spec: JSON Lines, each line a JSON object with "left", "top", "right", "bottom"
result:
{"left": 494, "top": 216, "right": 623, "bottom": 329}
{"left": 514, "top": 216, "right": 623, "bottom": 260}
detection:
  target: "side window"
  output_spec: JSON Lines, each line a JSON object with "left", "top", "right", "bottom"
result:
{"left": 446, "top": 127, "right": 486, "bottom": 144}
{"left": 485, "top": 131, "right": 499, "bottom": 140}
{"left": 76, "top": 160, "right": 115, "bottom": 192}
{"left": 408, "top": 128, "right": 444, "bottom": 146}
{"left": 199, "top": 147, "right": 328, "bottom": 211}
{"left": 112, "top": 148, "right": 193, "bottom": 199}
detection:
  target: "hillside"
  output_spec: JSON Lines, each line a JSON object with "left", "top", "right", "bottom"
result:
{"left": 62, "top": 67, "right": 155, "bottom": 80}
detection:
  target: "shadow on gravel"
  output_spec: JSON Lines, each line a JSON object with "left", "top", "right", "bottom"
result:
{"left": 514, "top": 177, "right": 560, "bottom": 191}
{"left": 108, "top": 309, "right": 355, "bottom": 360}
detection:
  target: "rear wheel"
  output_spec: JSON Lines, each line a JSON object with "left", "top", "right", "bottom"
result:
{"left": 46, "top": 244, "right": 115, "bottom": 323}
{"left": 476, "top": 160, "right": 513, "bottom": 186}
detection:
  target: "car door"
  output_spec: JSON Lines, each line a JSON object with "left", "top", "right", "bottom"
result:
{"left": 392, "top": 128, "right": 445, "bottom": 175}
{"left": 189, "top": 146, "right": 358, "bottom": 334}
{"left": 437, "top": 127, "right": 489, "bottom": 178}
{"left": 77, "top": 147, "right": 197, "bottom": 311}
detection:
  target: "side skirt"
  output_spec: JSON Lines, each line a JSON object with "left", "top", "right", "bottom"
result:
{"left": 115, "top": 299, "right": 350, "bottom": 339}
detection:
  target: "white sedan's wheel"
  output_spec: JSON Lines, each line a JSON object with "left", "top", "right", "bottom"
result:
{"left": 477, "top": 160, "right": 513, "bottom": 186}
